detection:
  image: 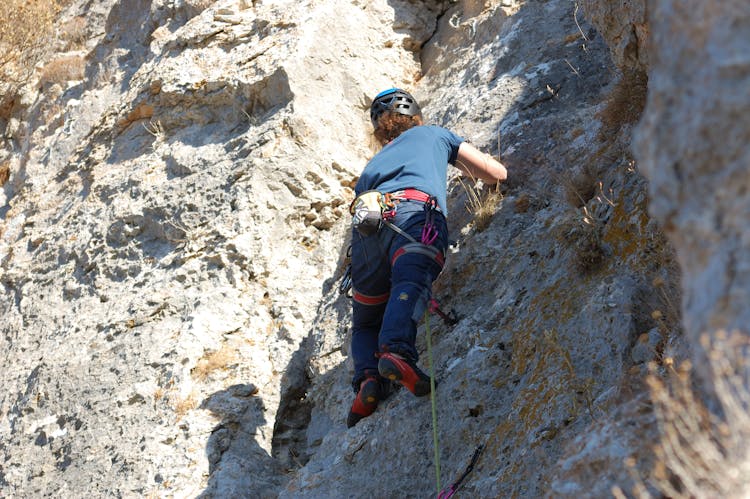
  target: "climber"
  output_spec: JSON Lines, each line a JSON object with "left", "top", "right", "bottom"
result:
{"left": 347, "top": 88, "right": 507, "bottom": 427}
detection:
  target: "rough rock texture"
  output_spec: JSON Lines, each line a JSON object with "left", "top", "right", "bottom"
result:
{"left": 3, "top": 0, "right": 733, "bottom": 497}
{"left": 581, "top": 0, "right": 648, "bottom": 72}
{"left": 634, "top": 1, "right": 750, "bottom": 376}
{"left": 576, "top": 1, "right": 750, "bottom": 495}
{"left": 1, "top": 0, "right": 428, "bottom": 495}
{"left": 588, "top": 0, "right": 750, "bottom": 373}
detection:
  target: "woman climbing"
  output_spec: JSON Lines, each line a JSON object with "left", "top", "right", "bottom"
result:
{"left": 347, "top": 88, "right": 507, "bottom": 428}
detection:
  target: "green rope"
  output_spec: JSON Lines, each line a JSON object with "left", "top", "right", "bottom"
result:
{"left": 425, "top": 309, "right": 441, "bottom": 494}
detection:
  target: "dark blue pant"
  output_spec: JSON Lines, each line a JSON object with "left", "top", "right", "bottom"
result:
{"left": 350, "top": 200, "right": 448, "bottom": 389}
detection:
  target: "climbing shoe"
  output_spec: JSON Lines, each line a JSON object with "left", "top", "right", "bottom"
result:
{"left": 347, "top": 376, "right": 382, "bottom": 428}
{"left": 377, "top": 352, "right": 431, "bottom": 397}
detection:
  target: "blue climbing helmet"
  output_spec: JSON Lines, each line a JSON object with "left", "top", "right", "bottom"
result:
{"left": 369, "top": 88, "right": 422, "bottom": 128}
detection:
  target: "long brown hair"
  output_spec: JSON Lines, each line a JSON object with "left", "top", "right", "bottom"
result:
{"left": 373, "top": 112, "right": 423, "bottom": 146}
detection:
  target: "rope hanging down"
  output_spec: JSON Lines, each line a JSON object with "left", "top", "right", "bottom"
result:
{"left": 425, "top": 309, "right": 442, "bottom": 495}
{"left": 425, "top": 309, "right": 483, "bottom": 498}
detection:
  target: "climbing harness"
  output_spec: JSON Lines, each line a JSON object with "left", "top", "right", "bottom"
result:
{"left": 343, "top": 189, "right": 459, "bottom": 325}
{"left": 437, "top": 444, "right": 485, "bottom": 499}
{"left": 384, "top": 189, "right": 445, "bottom": 269}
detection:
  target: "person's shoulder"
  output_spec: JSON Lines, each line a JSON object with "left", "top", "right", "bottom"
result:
{"left": 400, "top": 125, "right": 461, "bottom": 142}
{"left": 421, "top": 125, "right": 463, "bottom": 142}
{"left": 422, "top": 124, "right": 459, "bottom": 135}
{"left": 408, "top": 124, "right": 452, "bottom": 135}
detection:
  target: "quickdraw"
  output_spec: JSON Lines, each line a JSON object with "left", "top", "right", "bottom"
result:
{"left": 437, "top": 444, "right": 485, "bottom": 499}
{"left": 339, "top": 245, "right": 353, "bottom": 296}
{"left": 429, "top": 298, "right": 459, "bottom": 327}
{"left": 339, "top": 263, "right": 352, "bottom": 296}
{"left": 421, "top": 196, "right": 439, "bottom": 245}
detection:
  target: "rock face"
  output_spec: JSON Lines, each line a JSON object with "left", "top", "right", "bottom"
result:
{"left": 581, "top": 0, "right": 648, "bottom": 72}
{"left": 576, "top": 1, "right": 750, "bottom": 495}
{"left": 635, "top": 1, "right": 750, "bottom": 370}
{"left": 1, "top": 0, "right": 742, "bottom": 497}
{"left": 0, "top": 0, "right": 426, "bottom": 495}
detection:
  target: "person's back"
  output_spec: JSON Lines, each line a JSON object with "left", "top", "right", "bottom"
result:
{"left": 355, "top": 125, "right": 464, "bottom": 214}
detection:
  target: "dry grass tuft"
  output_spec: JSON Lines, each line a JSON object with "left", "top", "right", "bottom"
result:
{"left": 0, "top": 162, "right": 10, "bottom": 186}
{"left": 597, "top": 69, "right": 648, "bottom": 136}
{"left": 173, "top": 389, "right": 199, "bottom": 416}
{"left": 642, "top": 331, "right": 750, "bottom": 497}
{"left": 557, "top": 180, "right": 615, "bottom": 271}
{"left": 458, "top": 176, "right": 503, "bottom": 232}
{"left": 192, "top": 344, "right": 238, "bottom": 381}
{"left": 559, "top": 165, "right": 599, "bottom": 208}
{"left": 39, "top": 54, "right": 86, "bottom": 87}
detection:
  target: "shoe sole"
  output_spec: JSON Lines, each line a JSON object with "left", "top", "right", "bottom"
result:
{"left": 347, "top": 379, "right": 381, "bottom": 428}
{"left": 378, "top": 356, "right": 431, "bottom": 397}
{"left": 359, "top": 379, "right": 379, "bottom": 405}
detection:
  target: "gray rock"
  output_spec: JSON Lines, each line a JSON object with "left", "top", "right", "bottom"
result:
{"left": 2, "top": 0, "right": 745, "bottom": 497}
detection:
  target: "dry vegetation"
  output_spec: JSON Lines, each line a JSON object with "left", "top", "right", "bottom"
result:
{"left": 173, "top": 389, "right": 199, "bottom": 416}
{"left": 59, "top": 16, "right": 87, "bottom": 50}
{"left": 458, "top": 176, "right": 504, "bottom": 232}
{"left": 39, "top": 54, "right": 86, "bottom": 87}
{"left": 456, "top": 153, "right": 505, "bottom": 232}
{"left": 597, "top": 69, "right": 648, "bottom": 137}
{"left": 614, "top": 332, "right": 750, "bottom": 498}
{"left": 646, "top": 332, "right": 750, "bottom": 497}
{"left": 0, "top": 162, "right": 10, "bottom": 186}
{"left": 0, "top": 0, "right": 73, "bottom": 86}
{"left": 554, "top": 178, "right": 615, "bottom": 272}
{"left": 192, "top": 344, "right": 238, "bottom": 381}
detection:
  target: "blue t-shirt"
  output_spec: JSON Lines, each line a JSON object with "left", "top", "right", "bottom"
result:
{"left": 355, "top": 125, "right": 464, "bottom": 214}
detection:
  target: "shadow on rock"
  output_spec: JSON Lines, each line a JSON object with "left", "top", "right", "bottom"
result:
{"left": 198, "top": 384, "right": 283, "bottom": 499}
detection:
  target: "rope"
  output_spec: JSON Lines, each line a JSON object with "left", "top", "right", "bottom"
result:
{"left": 425, "top": 309, "right": 441, "bottom": 495}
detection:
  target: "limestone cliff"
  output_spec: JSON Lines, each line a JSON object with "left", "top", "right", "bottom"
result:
{"left": 0, "top": 0, "right": 746, "bottom": 497}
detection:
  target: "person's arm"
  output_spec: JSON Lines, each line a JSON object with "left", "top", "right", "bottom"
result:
{"left": 454, "top": 142, "right": 507, "bottom": 184}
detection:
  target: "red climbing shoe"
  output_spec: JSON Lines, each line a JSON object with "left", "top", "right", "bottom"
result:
{"left": 378, "top": 352, "right": 431, "bottom": 397}
{"left": 347, "top": 376, "right": 382, "bottom": 428}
